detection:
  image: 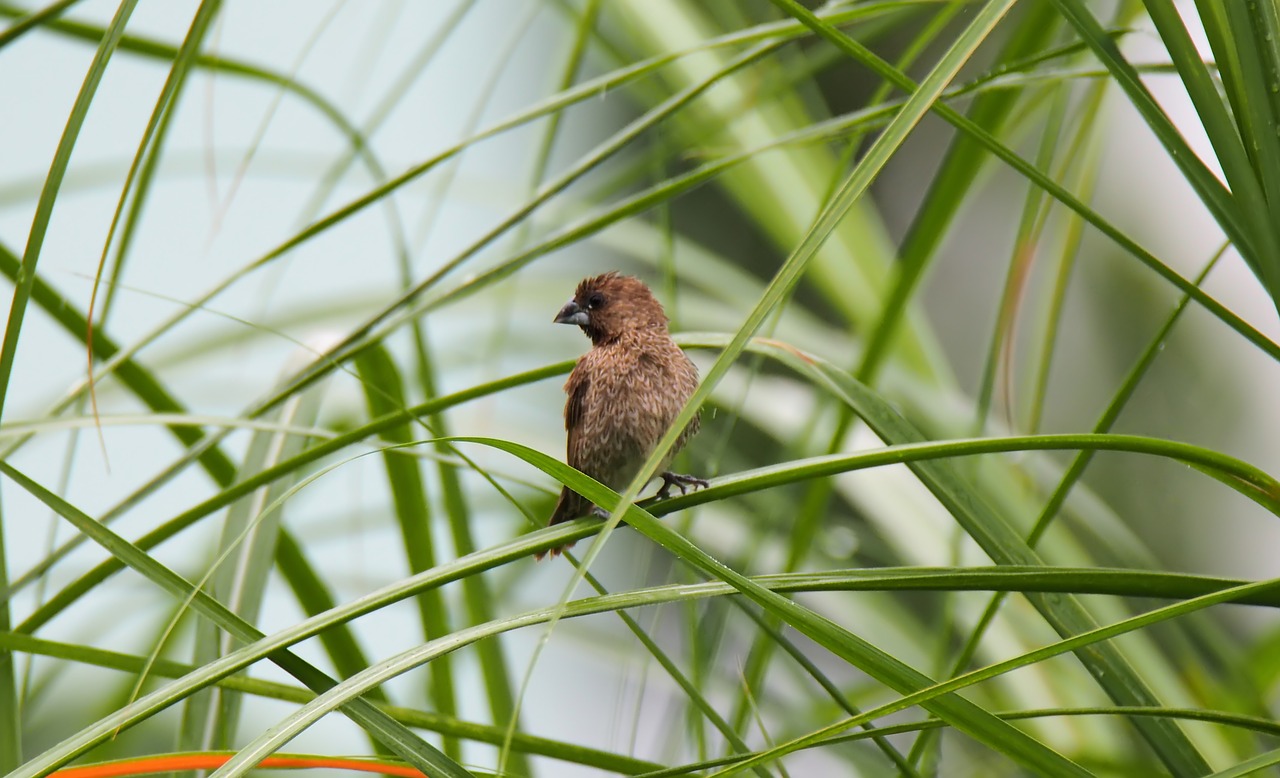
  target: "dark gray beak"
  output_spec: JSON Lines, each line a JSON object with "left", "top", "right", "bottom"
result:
{"left": 554, "top": 299, "right": 589, "bottom": 326}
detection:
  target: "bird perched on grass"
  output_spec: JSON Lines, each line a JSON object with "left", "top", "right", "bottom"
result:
{"left": 540, "top": 272, "right": 706, "bottom": 559}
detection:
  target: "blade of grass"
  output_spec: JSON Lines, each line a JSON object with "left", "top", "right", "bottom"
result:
{"left": 725, "top": 3, "right": 962, "bottom": 752}
{"left": 0, "top": 2, "right": 137, "bottom": 766}
{"left": 355, "top": 346, "right": 458, "bottom": 758}
{"left": 1218, "top": 0, "right": 1280, "bottom": 305}
{"left": 974, "top": 82, "right": 1071, "bottom": 434}
{"left": 179, "top": 385, "right": 325, "bottom": 753}
{"left": 1050, "top": 0, "right": 1270, "bottom": 283}
{"left": 397, "top": 439, "right": 1096, "bottom": 778}
{"left": 862, "top": 0, "right": 1065, "bottom": 383}
{"left": 10, "top": 361, "right": 572, "bottom": 630}
{"left": 87, "top": 0, "right": 219, "bottom": 338}
{"left": 0, "top": 462, "right": 470, "bottom": 778}
{"left": 773, "top": 0, "right": 1280, "bottom": 371}
{"left": 698, "top": 574, "right": 1280, "bottom": 775}
{"left": 0, "top": 633, "right": 661, "bottom": 774}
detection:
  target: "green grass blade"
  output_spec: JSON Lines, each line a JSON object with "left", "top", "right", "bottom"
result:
{"left": 773, "top": 0, "right": 1280, "bottom": 365}
{"left": 1140, "top": 0, "right": 1274, "bottom": 292}
{"left": 180, "top": 383, "right": 326, "bottom": 753}
{"left": 861, "top": 0, "right": 1063, "bottom": 382}
{"left": 700, "top": 574, "right": 1280, "bottom": 775}
{"left": 447, "top": 438, "right": 1094, "bottom": 778}
{"left": 355, "top": 345, "right": 459, "bottom": 758}
{"left": 1050, "top": 0, "right": 1265, "bottom": 276}
{"left": 0, "top": 461, "right": 469, "bottom": 778}
{"left": 0, "top": 0, "right": 132, "bottom": 430}
{"left": 12, "top": 361, "right": 570, "bottom": 632}
{"left": 1218, "top": 0, "right": 1280, "bottom": 304}
{"left": 0, "top": 2, "right": 137, "bottom": 766}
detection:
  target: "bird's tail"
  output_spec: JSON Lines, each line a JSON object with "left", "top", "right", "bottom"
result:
{"left": 536, "top": 487, "right": 591, "bottom": 560}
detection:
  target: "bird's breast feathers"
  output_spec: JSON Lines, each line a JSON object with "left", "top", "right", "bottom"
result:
{"left": 564, "top": 336, "right": 699, "bottom": 471}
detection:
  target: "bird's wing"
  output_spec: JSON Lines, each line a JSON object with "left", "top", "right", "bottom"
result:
{"left": 564, "top": 369, "right": 591, "bottom": 468}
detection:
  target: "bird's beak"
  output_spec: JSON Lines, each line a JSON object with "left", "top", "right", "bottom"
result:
{"left": 554, "top": 299, "right": 589, "bottom": 326}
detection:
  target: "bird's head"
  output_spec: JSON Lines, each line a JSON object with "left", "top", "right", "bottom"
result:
{"left": 554, "top": 272, "right": 668, "bottom": 345}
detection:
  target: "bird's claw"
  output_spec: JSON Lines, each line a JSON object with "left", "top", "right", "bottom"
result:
{"left": 657, "top": 471, "right": 709, "bottom": 500}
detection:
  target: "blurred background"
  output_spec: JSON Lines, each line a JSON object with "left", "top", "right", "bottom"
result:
{"left": 2, "top": 1, "right": 1279, "bottom": 776}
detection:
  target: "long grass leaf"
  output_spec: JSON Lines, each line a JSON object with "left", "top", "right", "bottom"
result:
{"left": 355, "top": 346, "right": 458, "bottom": 757}
{"left": 361, "top": 438, "right": 1092, "bottom": 778}
{"left": 0, "top": 2, "right": 137, "bottom": 766}
{"left": 0, "top": 462, "right": 470, "bottom": 778}
{"left": 1051, "top": 0, "right": 1266, "bottom": 279}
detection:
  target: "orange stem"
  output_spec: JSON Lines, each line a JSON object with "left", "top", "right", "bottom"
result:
{"left": 50, "top": 753, "right": 427, "bottom": 778}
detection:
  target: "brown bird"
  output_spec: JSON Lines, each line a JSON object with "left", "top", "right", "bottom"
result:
{"left": 540, "top": 272, "right": 706, "bottom": 559}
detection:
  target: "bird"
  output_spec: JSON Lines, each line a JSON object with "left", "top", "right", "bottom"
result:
{"left": 539, "top": 272, "right": 707, "bottom": 559}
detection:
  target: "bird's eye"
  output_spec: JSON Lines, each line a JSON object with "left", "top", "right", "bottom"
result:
{"left": 586, "top": 292, "right": 605, "bottom": 310}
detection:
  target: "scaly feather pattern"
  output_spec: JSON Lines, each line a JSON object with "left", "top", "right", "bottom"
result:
{"left": 541, "top": 272, "right": 704, "bottom": 559}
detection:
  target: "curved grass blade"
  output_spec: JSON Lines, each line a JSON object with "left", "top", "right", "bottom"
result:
{"left": 0, "top": 633, "right": 658, "bottom": 774}
{"left": 772, "top": 0, "right": 1280, "bottom": 366}
{"left": 355, "top": 346, "right": 458, "bottom": 757}
{"left": 1054, "top": 0, "right": 1278, "bottom": 301}
{"left": 0, "top": 2, "right": 137, "bottom": 766}
{"left": 451, "top": 438, "right": 1092, "bottom": 778}
{"left": 12, "top": 360, "right": 570, "bottom": 631}
{"left": 179, "top": 382, "right": 325, "bottom": 754}
{"left": 697, "top": 573, "right": 1280, "bottom": 775}
{"left": 0, "top": 462, "right": 470, "bottom": 778}
{"left": 86, "top": 0, "right": 219, "bottom": 338}
{"left": 14, "top": 484, "right": 1276, "bottom": 778}
{"left": 714, "top": 336, "right": 1226, "bottom": 775}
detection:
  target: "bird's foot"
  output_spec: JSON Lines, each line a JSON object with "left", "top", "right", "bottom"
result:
{"left": 657, "top": 471, "right": 709, "bottom": 500}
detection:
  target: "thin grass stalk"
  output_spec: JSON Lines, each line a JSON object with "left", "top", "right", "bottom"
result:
{"left": 0, "top": 1, "right": 138, "bottom": 766}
